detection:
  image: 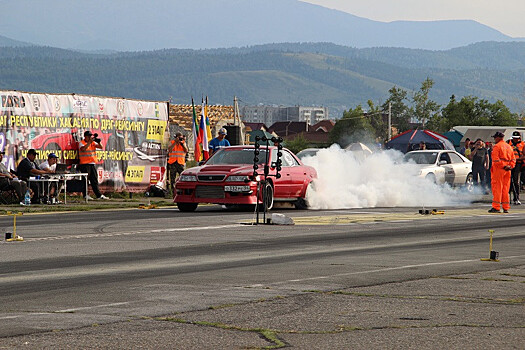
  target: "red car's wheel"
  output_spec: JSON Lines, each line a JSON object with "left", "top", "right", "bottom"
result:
{"left": 295, "top": 181, "right": 314, "bottom": 209}
{"left": 177, "top": 202, "right": 198, "bottom": 212}
{"left": 259, "top": 182, "right": 274, "bottom": 211}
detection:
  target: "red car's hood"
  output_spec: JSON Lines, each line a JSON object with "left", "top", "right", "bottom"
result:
{"left": 189, "top": 164, "right": 254, "bottom": 175}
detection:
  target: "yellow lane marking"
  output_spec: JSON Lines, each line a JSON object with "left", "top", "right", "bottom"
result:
{"left": 292, "top": 208, "right": 525, "bottom": 225}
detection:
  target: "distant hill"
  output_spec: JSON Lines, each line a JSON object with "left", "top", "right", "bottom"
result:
{"left": 0, "top": 35, "right": 33, "bottom": 47}
{"left": 0, "top": 42, "right": 524, "bottom": 118}
{"left": 228, "top": 42, "right": 525, "bottom": 70}
{"left": 0, "top": 0, "right": 521, "bottom": 51}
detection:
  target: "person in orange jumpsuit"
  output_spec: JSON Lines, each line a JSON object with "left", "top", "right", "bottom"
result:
{"left": 489, "top": 131, "right": 515, "bottom": 213}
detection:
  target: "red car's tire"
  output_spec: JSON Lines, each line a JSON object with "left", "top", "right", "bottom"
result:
{"left": 177, "top": 202, "right": 198, "bottom": 212}
{"left": 259, "top": 182, "right": 274, "bottom": 211}
{"left": 295, "top": 181, "right": 313, "bottom": 209}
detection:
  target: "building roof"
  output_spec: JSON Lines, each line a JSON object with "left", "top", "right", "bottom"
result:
{"left": 169, "top": 104, "right": 234, "bottom": 133}
{"left": 310, "top": 120, "right": 335, "bottom": 133}
{"left": 243, "top": 122, "right": 269, "bottom": 132}
{"left": 269, "top": 121, "right": 308, "bottom": 137}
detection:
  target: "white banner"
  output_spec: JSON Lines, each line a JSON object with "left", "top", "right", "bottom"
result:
{"left": 0, "top": 90, "right": 169, "bottom": 191}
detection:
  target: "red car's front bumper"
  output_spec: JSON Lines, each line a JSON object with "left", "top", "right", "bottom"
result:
{"left": 174, "top": 181, "right": 260, "bottom": 205}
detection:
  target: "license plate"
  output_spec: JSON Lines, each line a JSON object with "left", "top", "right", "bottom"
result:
{"left": 224, "top": 185, "right": 250, "bottom": 192}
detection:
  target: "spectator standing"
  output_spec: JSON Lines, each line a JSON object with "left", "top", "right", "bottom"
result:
{"left": 488, "top": 132, "right": 515, "bottom": 213}
{"left": 0, "top": 151, "right": 27, "bottom": 202}
{"left": 167, "top": 132, "right": 188, "bottom": 194}
{"left": 418, "top": 141, "right": 426, "bottom": 150}
{"left": 521, "top": 158, "right": 525, "bottom": 191}
{"left": 78, "top": 131, "right": 108, "bottom": 200}
{"left": 507, "top": 131, "right": 524, "bottom": 204}
{"left": 470, "top": 139, "right": 488, "bottom": 189}
{"left": 209, "top": 128, "right": 231, "bottom": 156}
{"left": 460, "top": 138, "right": 471, "bottom": 157}
{"left": 485, "top": 141, "right": 493, "bottom": 193}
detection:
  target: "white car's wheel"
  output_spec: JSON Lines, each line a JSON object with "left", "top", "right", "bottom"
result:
{"left": 465, "top": 173, "right": 474, "bottom": 192}
{"left": 425, "top": 173, "right": 437, "bottom": 184}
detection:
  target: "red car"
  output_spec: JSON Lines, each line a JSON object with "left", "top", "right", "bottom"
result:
{"left": 174, "top": 145, "right": 317, "bottom": 212}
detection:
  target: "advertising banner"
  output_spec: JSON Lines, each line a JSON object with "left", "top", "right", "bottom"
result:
{"left": 0, "top": 90, "right": 169, "bottom": 192}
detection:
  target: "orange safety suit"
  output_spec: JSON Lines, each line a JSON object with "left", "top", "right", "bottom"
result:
{"left": 491, "top": 140, "right": 516, "bottom": 210}
{"left": 168, "top": 141, "right": 186, "bottom": 165}
{"left": 79, "top": 140, "right": 97, "bottom": 164}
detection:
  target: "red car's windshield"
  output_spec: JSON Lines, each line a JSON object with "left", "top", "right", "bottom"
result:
{"left": 205, "top": 148, "right": 270, "bottom": 165}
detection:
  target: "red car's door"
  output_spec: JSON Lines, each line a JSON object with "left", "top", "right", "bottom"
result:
{"left": 281, "top": 150, "right": 306, "bottom": 198}
{"left": 269, "top": 149, "right": 293, "bottom": 198}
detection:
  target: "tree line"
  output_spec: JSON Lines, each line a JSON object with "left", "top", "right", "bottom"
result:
{"left": 327, "top": 78, "right": 518, "bottom": 148}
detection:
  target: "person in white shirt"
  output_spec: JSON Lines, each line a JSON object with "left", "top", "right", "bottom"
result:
{"left": 39, "top": 152, "right": 58, "bottom": 172}
{"left": 39, "top": 152, "right": 60, "bottom": 201}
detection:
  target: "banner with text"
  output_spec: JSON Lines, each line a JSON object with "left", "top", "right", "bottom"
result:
{"left": 0, "top": 91, "right": 169, "bottom": 192}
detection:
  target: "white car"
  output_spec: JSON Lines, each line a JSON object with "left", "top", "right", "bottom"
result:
{"left": 296, "top": 148, "right": 320, "bottom": 160}
{"left": 404, "top": 150, "right": 473, "bottom": 190}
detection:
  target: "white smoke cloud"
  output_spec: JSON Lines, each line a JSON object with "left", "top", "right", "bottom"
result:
{"left": 302, "top": 145, "right": 479, "bottom": 209}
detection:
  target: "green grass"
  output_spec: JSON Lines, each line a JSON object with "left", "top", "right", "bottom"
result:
{"left": 0, "top": 193, "right": 176, "bottom": 214}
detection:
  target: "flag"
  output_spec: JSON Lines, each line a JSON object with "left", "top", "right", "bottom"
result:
{"left": 200, "top": 97, "right": 211, "bottom": 160}
{"left": 205, "top": 96, "right": 212, "bottom": 143}
{"left": 199, "top": 99, "right": 209, "bottom": 160}
{"left": 192, "top": 98, "right": 202, "bottom": 161}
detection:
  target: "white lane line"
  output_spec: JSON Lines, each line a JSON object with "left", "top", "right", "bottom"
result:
{"left": 322, "top": 211, "right": 391, "bottom": 215}
{"left": 55, "top": 302, "right": 130, "bottom": 313}
{"left": 271, "top": 255, "right": 525, "bottom": 285}
{"left": 27, "top": 224, "right": 242, "bottom": 242}
{"left": 150, "top": 224, "right": 241, "bottom": 233}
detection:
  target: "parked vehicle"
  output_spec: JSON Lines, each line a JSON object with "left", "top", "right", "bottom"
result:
{"left": 174, "top": 145, "right": 317, "bottom": 212}
{"left": 404, "top": 150, "right": 473, "bottom": 190}
{"left": 296, "top": 148, "right": 320, "bottom": 160}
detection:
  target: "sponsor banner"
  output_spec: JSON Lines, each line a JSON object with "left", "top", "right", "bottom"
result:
{"left": 0, "top": 90, "right": 169, "bottom": 192}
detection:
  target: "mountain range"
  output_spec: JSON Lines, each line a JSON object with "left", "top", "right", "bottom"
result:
{"left": 1, "top": 42, "right": 524, "bottom": 118}
{"left": 0, "top": 0, "right": 523, "bottom": 51}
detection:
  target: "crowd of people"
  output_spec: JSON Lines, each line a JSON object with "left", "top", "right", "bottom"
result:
{"left": 1, "top": 130, "right": 109, "bottom": 205}
{"left": 5, "top": 126, "right": 522, "bottom": 214}
{"left": 460, "top": 131, "right": 524, "bottom": 213}
{"left": 0, "top": 126, "right": 232, "bottom": 205}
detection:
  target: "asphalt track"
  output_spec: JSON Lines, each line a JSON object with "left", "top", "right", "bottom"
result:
{"left": 0, "top": 203, "right": 524, "bottom": 348}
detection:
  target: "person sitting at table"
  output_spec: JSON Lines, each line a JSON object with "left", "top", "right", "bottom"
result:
{"left": 39, "top": 152, "right": 61, "bottom": 201}
{"left": 17, "top": 149, "right": 53, "bottom": 204}
{"left": 0, "top": 151, "right": 28, "bottom": 202}
{"left": 39, "top": 152, "right": 58, "bottom": 172}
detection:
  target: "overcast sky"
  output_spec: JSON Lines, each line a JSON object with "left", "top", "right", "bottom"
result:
{"left": 301, "top": 0, "right": 525, "bottom": 38}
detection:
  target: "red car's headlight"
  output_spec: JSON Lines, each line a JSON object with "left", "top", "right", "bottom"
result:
{"left": 179, "top": 175, "right": 197, "bottom": 182}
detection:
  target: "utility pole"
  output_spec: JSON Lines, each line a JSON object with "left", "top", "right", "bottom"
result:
{"left": 388, "top": 102, "right": 392, "bottom": 141}
{"left": 233, "top": 96, "right": 239, "bottom": 126}
{"left": 233, "top": 96, "right": 244, "bottom": 145}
